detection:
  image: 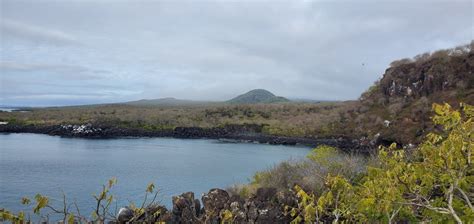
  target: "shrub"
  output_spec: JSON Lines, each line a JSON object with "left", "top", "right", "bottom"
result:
{"left": 288, "top": 103, "right": 474, "bottom": 223}
{"left": 250, "top": 146, "right": 368, "bottom": 195}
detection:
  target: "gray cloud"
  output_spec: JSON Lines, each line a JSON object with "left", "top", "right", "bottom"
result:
{"left": 0, "top": 19, "right": 80, "bottom": 46}
{"left": 0, "top": 0, "right": 472, "bottom": 106}
{"left": 0, "top": 61, "right": 109, "bottom": 81}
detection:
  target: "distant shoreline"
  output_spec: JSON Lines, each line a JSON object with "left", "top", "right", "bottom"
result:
{"left": 0, "top": 123, "right": 370, "bottom": 153}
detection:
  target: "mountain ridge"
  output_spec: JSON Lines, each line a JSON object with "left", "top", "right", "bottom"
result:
{"left": 124, "top": 97, "right": 213, "bottom": 106}
{"left": 124, "top": 89, "right": 291, "bottom": 106}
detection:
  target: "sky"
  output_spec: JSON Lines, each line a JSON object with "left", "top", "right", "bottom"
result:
{"left": 0, "top": 0, "right": 473, "bottom": 106}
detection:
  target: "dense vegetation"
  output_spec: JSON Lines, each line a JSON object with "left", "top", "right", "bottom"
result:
{"left": 241, "top": 103, "right": 473, "bottom": 223}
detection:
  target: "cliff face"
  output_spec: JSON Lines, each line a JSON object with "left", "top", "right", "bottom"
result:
{"left": 354, "top": 43, "right": 473, "bottom": 145}
{"left": 378, "top": 51, "right": 473, "bottom": 101}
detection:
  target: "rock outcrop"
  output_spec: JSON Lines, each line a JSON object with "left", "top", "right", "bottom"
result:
{"left": 115, "top": 188, "right": 297, "bottom": 224}
{"left": 354, "top": 44, "right": 474, "bottom": 145}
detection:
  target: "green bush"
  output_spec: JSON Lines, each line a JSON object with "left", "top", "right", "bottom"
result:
{"left": 288, "top": 103, "right": 474, "bottom": 223}
{"left": 249, "top": 146, "right": 367, "bottom": 195}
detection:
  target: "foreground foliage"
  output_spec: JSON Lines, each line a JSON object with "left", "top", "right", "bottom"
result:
{"left": 0, "top": 179, "right": 161, "bottom": 224}
{"left": 289, "top": 103, "right": 473, "bottom": 223}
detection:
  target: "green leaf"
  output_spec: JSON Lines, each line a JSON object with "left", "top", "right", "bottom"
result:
{"left": 21, "top": 197, "right": 30, "bottom": 205}
{"left": 33, "top": 194, "right": 49, "bottom": 214}
{"left": 67, "top": 213, "right": 75, "bottom": 224}
{"left": 108, "top": 177, "right": 117, "bottom": 188}
{"left": 146, "top": 182, "right": 155, "bottom": 193}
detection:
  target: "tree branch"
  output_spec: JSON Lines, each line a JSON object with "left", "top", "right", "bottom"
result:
{"left": 456, "top": 187, "right": 473, "bottom": 211}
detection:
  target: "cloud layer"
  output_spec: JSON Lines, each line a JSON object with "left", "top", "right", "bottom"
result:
{"left": 1, "top": 0, "right": 472, "bottom": 106}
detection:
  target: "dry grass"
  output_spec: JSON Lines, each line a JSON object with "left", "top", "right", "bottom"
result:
{"left": 227, "top": 146, "right": 373, "bottom": 196}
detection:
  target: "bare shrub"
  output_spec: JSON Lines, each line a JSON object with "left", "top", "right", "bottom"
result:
{"left": 250, "top": 146, "right": 369, "bottom": 194}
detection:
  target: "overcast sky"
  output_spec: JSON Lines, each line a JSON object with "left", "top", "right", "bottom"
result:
{"left": 0, "top": 0, "right": 472, "bottom": 106}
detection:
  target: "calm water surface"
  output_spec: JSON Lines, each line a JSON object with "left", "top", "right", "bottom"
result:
{"left": 0, "top": 108, "right": 15, "bottom": 112}
{"left": 0, "top": 133, "right": 310, "bottom": 216}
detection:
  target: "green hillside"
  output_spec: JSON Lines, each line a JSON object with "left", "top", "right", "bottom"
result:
{"left": 227, "top": 89, "right": 290, "bottom": 104}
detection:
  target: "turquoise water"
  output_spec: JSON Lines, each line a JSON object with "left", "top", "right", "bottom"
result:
{"left": 0, "top": 133, "right": 310, "bottom": 217}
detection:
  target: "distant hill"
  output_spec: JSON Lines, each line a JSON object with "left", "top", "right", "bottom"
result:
{"left": 124, "top": 97, "right": 212, "bottom": 106}
{"left": 121, "top": 89, "right": 290, "bottom": 106}
{"left": 227, "top": 89, "right": 290, "bottom": 104}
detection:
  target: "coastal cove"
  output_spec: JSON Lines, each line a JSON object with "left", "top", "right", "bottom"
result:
{"left": 0, "top": 123, "right": 369, "bottom": 153}
{"left": 0, "top": 133, "right": 311, "bottom": 215}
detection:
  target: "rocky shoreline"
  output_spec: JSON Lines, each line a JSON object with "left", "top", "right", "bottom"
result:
{"left": 0, "top": 123, "right": 375, "bottom": 153}
{"left": 113, "top": 187, "right": 300, "bottom": 224}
